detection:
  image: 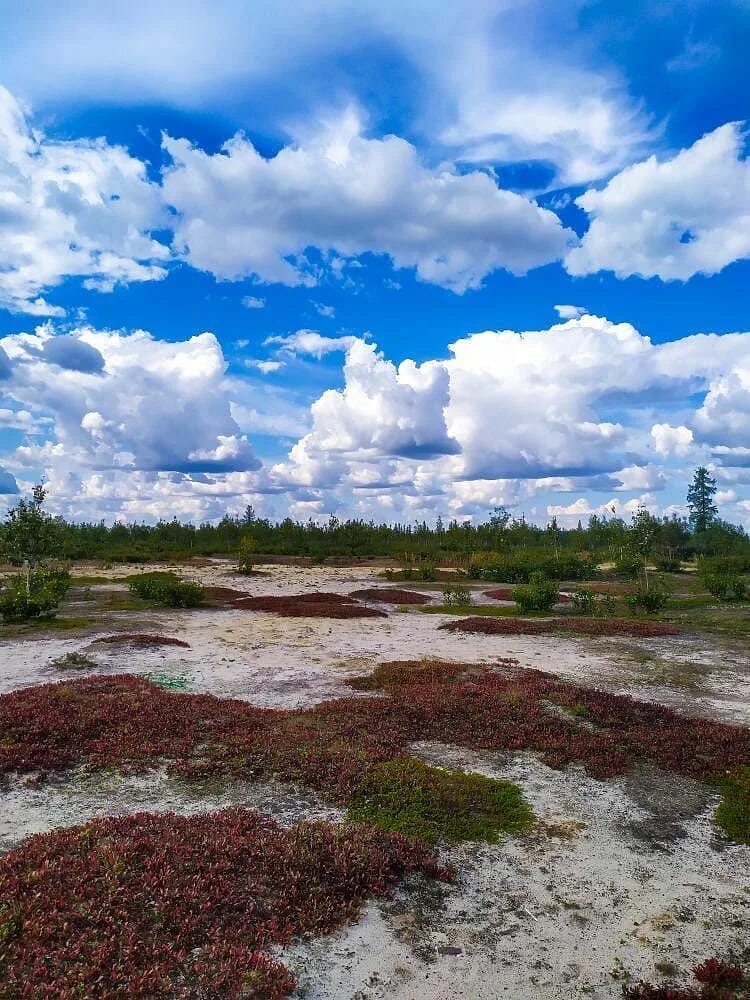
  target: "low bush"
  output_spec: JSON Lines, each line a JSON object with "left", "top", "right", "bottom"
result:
{"left": 0, "top": 561, "right": 71, "bottom": 623}
{"left": 625, "top": 578, "right": 670, "bottom": 614}
{"left": 0, "top": 808, "right": 448, "bottom": 998}
{"left": 127, "top": 571, "right": 204, "bottom": 608}
{"left": 347, "top": 758, "right": 532, "bottom": 844}
{"left": 698, "top": 564, "right": 747, "bottom": 602}
{"left": 570, "top": 588, "right": 609, "bottom": 616}
{"left": 654, "top": 555, "right": 682, "bottom": 573}
{"left": 614, "top": 555, "right": 642, "bottom": 579}
{"left": 237, "top": 535, "right": 255, "bottom": 575}
{"left": 512, "top": 571, "right": 558, "bottom": 612}
{"left": 469, "top": 551, "right": 594, "bottom": 583}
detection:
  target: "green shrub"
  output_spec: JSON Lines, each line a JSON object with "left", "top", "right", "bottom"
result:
{"left": 571, "top": 588, "right": 617, "bottom": 617}
{"left": 128, "top": 572, "right": 204, "bottom": 608}
{"left": 512, "top": 571, "right": 558, "bottom": 612}
{"left": 698, "top": 560, "right": 747, "bottom": 602}
{"left": 654, "top": 555, "right": 682, "bottom": 572}
{"left": 237, "top": 535, "right": 255, "bottom": 575}
{"left": 471, "top": 551, "right": 593, "bottom": 583}
{"left": 418, "top": 564, "right": 436, "bottom": 582}
{"left": 442, "top": 584, "right": 473, "bottom": 607}
{"left": 625, "top": 578, "right": 669, "bottom": 614}
{"left": 715, "top": 768, "right": 750, "bottom": 844}
{"left": 347, "top": 758, "right": 533, "bottom": 845}
{"left": 50, "top": 651, "right": 95, "bottom": 671}
{"left": 614, "top": 555, "right": 642, "bottom": 579}
{"left": 0, "top": 562, "right": 71, "bottom": 623}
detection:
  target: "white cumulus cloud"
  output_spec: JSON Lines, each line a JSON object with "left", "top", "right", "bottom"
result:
{"left": 567, "top": 123, "right": 750, "bottom": 280}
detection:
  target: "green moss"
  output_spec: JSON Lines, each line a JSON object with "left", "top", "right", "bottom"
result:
{"left": 346, "top": 758, "right": 533, "bottom": 845}
{"left": 716, "top": 768, "right": 750, "bottom": 844}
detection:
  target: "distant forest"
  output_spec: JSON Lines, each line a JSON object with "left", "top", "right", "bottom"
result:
{"left": 33, "top": 510, "right": 750, "bottom": 568}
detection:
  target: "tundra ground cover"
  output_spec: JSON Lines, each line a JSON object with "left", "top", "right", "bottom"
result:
{"left": 2, "top": 662, "right": 748, "bottom": 802}
{"left": 0, "top": 808, "right": 448, "bottom": 999}
{"left": 92, "top": 633, "right": 191, "bottom": 648}
{"left": 624, "top": 956, "right": 749, "bottom": 998}
{"left": 439, "top": 615, "right": 678, "bottom": 638}
{"left": 231, "top": 593, "right": 388, "bottom": 618}
{"left": 349, "top": 587, "right": 431, "bottom": 605}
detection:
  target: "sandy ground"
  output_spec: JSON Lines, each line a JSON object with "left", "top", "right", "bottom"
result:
{"left": 1, "top": 559, "right": 749, "bottom": 998}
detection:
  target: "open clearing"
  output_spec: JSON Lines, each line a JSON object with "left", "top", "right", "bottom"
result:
{"left": 1, "top": 558, "right": 749, "bottom": 998}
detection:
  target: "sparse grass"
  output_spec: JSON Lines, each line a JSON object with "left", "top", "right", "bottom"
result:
{"left": 715, "top": 768, "right": 750, "bottom": 844}
{"left": 347, "top": 758, "right": 533, "bottom": 845}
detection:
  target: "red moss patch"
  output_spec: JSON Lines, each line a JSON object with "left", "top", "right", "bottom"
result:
{"left": 3, "top": 662, "right": 748, "bottom": 793}
{"left": 0, "top": 808, "right": 448, "bottom": 999}
{"left": 625, "top": 956, "right": 748, "bottom": 998}
{"left": 349, "top": 588, "right": 432, "bottom": 605}
{"left": 439, "top": 615, "right": 677, "bottom": 638}
{"left": 231, "top": 593, "right": 387, "bottom": 618}
{"left": 92, "top": 633, "right": 191, "bottom": 649}
{"left": 484, "top": 588, "right": 571, "bottom": 604}
{"left": 203, "top": 585, "right": 253, "bottom": 606}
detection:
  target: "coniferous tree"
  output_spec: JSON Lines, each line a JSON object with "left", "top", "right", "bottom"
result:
{"left": 687, "top": 467, "right": 718, "bottom": 533}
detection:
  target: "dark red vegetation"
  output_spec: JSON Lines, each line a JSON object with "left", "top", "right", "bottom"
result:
{"left": 624, "top": 956, "right": 748, "bottom": 998}
{"left": 92, "top": 633, "right": 191, "bottom": 648}
{"left": 230, "top": 592, "right": 388, "bottom": 618}
{"left": 3, "top": 661, "right": 748, "bottom": 794}
{"left": 484, "top": 588, "right": 571, "bottom": 603}
{"left": 440, "top": 615, "right": 678, "bottom": 638}
{"left": 202, "top": 585, "right": 253, "bottom": 606}
{"left": 0, "top": 808, "right": 447, "bottom": 999}
{"left": 349, "top": 587, "right": 432, "bottom": 605}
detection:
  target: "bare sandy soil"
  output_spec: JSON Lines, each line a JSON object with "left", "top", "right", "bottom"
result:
{"left": 1, "top": 558, "right": 749, "bottom": 998}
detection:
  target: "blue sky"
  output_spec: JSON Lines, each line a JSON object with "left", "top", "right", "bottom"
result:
{"left": 0, "top": 0, "right": 749, "bottom": 526}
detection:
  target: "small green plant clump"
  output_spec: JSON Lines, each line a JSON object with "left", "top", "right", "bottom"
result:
{"left": 50, "top": 651, "right": 96, "bottom": 671}
{"left": 512, "top": 571, "right": 558, "bottom": 612}
{"left": 0, "top": 562, "right": 71, "bottom": 623}
{"left": 347, "top": 758, "right": 533, "bottom": 845}
{"left": 127, "top": 572, "right": 204, "bottom": 608}
{"left": 442, "top": 584, "right": 473, "bottom": 607}
{"left": 715, "top": 767, "right": 750, "bottom": 845}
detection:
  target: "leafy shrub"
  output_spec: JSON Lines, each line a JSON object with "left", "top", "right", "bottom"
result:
{"left": 513, "top": 571, "right": 558, "bottom": 612}
{"left": 614, "top": 554, "right": 642, "bottom": 579}
{"left": 470, "top": 551, "right": 594, "bottom": 583}
{"left": 237, "top": 535, "right": 255, "bottom": 575}
{"left": 418, "top": 564, "right": 437, "bottom": 581}
{"left": 571, "top": 589, "right": 617, "bottom": 617}
{"left": 0, "top": 808, "right": 448, "bottom": 998}
{"left": 127, "top": 571, "right": 204, "bottom": 608}
{"left": 715, "top": 767, "right": 750, "bottom": 844}
{"left": 654, "top": 555, "right": 682, "bottom": 572}
{"left": 625, "top": 578, "right": 669, "bottom": 614}
{"left": 0, "top": 562, "right": 71, "bottom": 623}
{"left": 442, "top": 584, "right": 473, "bottom": 607}
{"left": 347, "top": 758, "right": 533, "bottom": 844}
{"left": 698, "top": 560, "right": 747, "bottom": 602}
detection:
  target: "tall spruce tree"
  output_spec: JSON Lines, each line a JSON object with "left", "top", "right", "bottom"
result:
{"left": 687, "top": 467, "right": 718, "bottom": 533}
